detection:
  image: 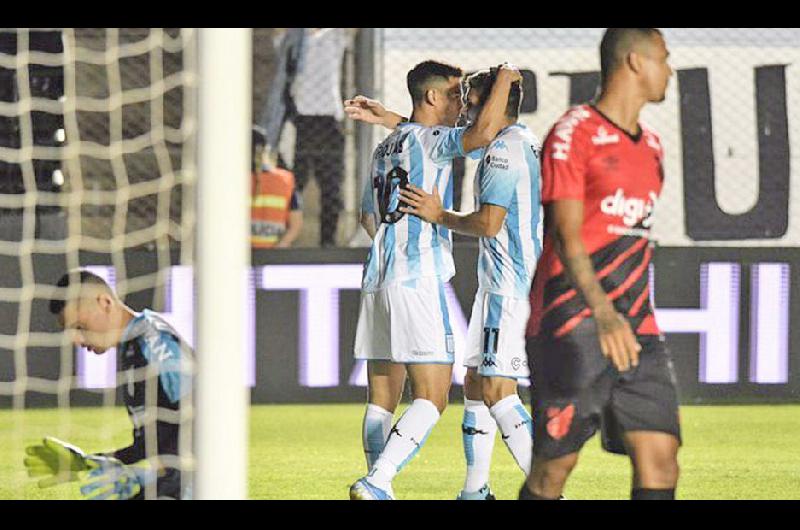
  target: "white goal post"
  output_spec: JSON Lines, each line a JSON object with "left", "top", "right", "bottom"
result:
{"left": 195, "top": 28, "right": 251, "bottom": 500}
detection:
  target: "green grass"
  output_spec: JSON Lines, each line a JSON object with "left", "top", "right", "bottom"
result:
{"left": 2, "top": 404, "right": 799, "bottom": 499}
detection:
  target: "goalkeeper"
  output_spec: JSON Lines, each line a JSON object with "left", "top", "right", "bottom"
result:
{"left": 24, "top": 269, "right": 193, "bottom": 500}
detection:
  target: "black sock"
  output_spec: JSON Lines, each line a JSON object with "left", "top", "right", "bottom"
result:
{"left": 631, "top": 488, "right": 675, "bottom": 500}
{"left": 518, "top": 484, "right": 560, "bottom": 500}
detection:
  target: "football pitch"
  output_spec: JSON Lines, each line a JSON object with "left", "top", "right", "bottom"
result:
{"left": 1, "top": 403, "right": 799, "bottom": 500}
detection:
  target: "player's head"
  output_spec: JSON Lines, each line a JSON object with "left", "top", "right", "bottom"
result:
{"left": 599, "top": 28, "right": 672, "bottom": 102}
{"left": 462, "top": 67, "right": 523, "bottom": 126}
{"left": 49, "top": 269, "right": 124, "bottom": 354}
{"left": 252, "top": 126, "right": 267, "bottom": 173}
{"left": 406, "top": 60, "right": 464, "bottom": 126}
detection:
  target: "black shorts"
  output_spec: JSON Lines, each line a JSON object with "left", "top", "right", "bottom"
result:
{"left": 526, "top": 319, "right": 682, "bottom": 459}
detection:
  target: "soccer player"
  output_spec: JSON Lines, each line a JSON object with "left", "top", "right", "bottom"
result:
{"left": 396, "top": 69, "right": 541, "bottom": 500}
{"left": 24, "top": 269, "right": 192, "bottom": 500}
{"left": 345, "top": 60, "right": 521, "bottom": 500}
{"left": 521, "top": 28, "right": 681, "bottom": 501}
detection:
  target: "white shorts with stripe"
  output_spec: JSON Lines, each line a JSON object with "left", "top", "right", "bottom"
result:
{"left": 354, "top": 276, "right": 455, "bottom": 364}
{"left": 464, "top": 288, "right": 531, "bottom": 378}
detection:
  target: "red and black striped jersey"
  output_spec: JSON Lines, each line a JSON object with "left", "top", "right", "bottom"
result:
{"left": 526, "top": 104, "right": 664, "bottom": 340}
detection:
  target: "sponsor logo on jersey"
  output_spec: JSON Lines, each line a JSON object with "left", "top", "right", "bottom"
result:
{"left": 411, "top": 349, "right": 434, "bottom": 357}
{"left": 488, "top": 155, "right": 509, "bottom": 171}
{"left": 591, "top": 125, "right": 620, "bottom": 145}
{"left": 493, "top": 140, "right": 508, "bottom": 151}
{"left": 600, "top": 188, "right": 658, "bottom": 228}
{"left": 551, "top": 106, "right": 592, "bottom": 161}
{"left": 545, "top": 404, "right": 575, "bottom": 440}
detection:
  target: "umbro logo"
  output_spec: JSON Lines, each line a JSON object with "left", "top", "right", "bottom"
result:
{"left": 591, "top": 126, "right": 619, "bottom": 145}
{"left": 462, "top": 426, "right": 490, "bottom": 436}
{"left": 493, "top": 140, "right": 508, "bottom": 150}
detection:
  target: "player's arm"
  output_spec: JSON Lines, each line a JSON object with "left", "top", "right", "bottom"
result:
{"left": 460, "top": 65, "right": 522, "bottom": 153}
{"left": 398, "top": 184, "right": 506, "bottom": 238}
{"left": 359, "top": 175, "right": 377, "bottom": 239}
{"left": 360, "top": 212, "right": 377, "bottom": 240}
{"left": 547, "top": 200, "right": 641, "bottom": 371}
{"left": 344, "top": 96, "right": 404, "bottom": 129}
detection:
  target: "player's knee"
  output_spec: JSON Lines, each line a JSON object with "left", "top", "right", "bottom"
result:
{"left": 463, "top": 369, "right": 483, "bottom": 401}
{"left": 368, "top": 390, "right": 398, "bottom": 413}
{"left": 636, "top": 451, "right": 680, "bottom": 488}
{"left": 480, "top": 377, "right": 515, "bottom": 408}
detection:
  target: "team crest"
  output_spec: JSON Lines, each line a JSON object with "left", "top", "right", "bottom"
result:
{"left": 546, "top": 404, "right": 575, "bottom": 440}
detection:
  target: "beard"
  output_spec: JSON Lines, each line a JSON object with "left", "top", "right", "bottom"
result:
{"left": 457, "top": 106, "right": 481, "bottom": 127}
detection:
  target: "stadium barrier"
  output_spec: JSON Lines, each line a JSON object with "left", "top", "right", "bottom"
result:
{"left": 2, "top": 244, "right": 797, "bottom": 407}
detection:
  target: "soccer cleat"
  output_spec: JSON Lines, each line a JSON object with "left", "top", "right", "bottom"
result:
{"left": 349, "top": 477, "right": 394, "bottom": 500}
{"left": 457, "top": 484, "right": 496, "bottom": 500}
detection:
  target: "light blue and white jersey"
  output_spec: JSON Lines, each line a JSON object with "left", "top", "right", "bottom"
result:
{"left": 360, "top": 123, "right": 466, "bottom": 292}
{"left": 474, "top": 123, "right": 544, "bottom": 299}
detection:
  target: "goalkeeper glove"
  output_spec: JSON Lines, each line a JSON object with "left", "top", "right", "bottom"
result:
{"left": 79, "top": 458, "right": 156, "bottom": 501}
{"left": 23, "top": 436, "right": 111, "bottom": 488}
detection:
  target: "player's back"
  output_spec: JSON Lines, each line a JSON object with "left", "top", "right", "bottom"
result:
{"left": 474, "top": 123, "right": 543, "bottom": 299}
{"left": 361, "top": 122, "right": 467, "bottom": 291}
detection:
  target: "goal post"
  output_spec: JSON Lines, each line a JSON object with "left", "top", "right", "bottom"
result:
{"left": 195, "top": 28, "right": 251, "bottom": 500}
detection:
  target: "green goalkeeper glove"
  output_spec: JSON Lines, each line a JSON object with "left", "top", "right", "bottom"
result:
{"left": 79, "top": 459, "right": 155, "bottom": 501}
{"left": 23, "top": 436, "right": 108, "bottom": 488}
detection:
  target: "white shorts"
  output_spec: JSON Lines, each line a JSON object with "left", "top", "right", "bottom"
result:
{"left": 464, "top": 289, "right": 531, "bottom": 378}
{"left": 354, "top": 276, "right": 455, "bottom": 364}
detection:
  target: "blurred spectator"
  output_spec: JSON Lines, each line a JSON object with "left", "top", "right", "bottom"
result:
{"left": 251, "top": 127, "right": 303, "bottom": 249}
{"left": 255, "top": 28, "right": 356, "bottom": 247}
{"left": 256, "top": 28, "right": 306, "bottom": 157}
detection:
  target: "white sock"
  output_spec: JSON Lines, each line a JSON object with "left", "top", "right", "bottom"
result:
{"left": 490, "top": 394, "right": 533, "bottom": 475}
{"left": 362, "top": 404, "right": 393, "bottom": 471}
{"left": 367, "top": 399, "right": 440, "bottom": 489}
{"left": 462, "top": 398, "right": 497, "bottom": 492}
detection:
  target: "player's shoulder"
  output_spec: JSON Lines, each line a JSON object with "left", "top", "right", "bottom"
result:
{"left": 494, "top": 123, "right": 541, "bottom": 153}
{"left": 549, "top": 104, "right": 598, "bottom": 134}
{"left": 136, "top": 310, "right": 181, "bottom": 344}
{"left": 412, "top": 123, "right": 460, "bottom": 142}
{"left": 543, "top": 104, "right": 599, "bottom": 160}
{"left": 640, "top": 122, "right": 664, "bottom": 154}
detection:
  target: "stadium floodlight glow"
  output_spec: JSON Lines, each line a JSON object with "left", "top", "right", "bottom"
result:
{"left": 750, "top": 263, "right": 790, "bottom": 383}
{"left": 654, "top": 263, "right": 741, "bottom": 384}
{"left": 260, "top": 264, "right": 362, "bottom": 387}
{"left": 74, "top": 261, "right": 790, "bottom": 391}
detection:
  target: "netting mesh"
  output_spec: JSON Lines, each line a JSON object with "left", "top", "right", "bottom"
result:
{"left": 254, "top": 28, "right": 800, "bottom": 248}
{"left": 0, "top": 28, "right": 196, "bottom": 499}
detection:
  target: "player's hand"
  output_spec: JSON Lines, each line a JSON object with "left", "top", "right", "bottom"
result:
{"left": 495, "top": 63, "right": 523, "bottom": 83}
{"left": 398, "top": 183, "right": 444, "bottom": 224}
{"left": 593, "top": 306, "right": 641, "bottom": 372}
{"left": 344, "top": 95, "right": 390, "bottom": 126}
{"left": 23, "top": 436, "right": 103, "bottom": 488}
{"left": 79, "top": 458, "right": 152, "bottom": 501}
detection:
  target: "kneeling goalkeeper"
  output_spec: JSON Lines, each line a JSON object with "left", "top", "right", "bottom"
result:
{"left": 24, "top": 269, "right": 193, "bottom": 500}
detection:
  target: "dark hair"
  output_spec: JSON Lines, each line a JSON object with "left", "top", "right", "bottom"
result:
{"left": 49, "top": 269, "right": 110, "bottom": 315}
{"left": 599, "top": 28, "right": 663, "bottom": 86}
{"left": 406, "top": 60, "right": 463, "bottom": 105}
{"left": 465, "top": 68, "right": 523, "bottom": 119}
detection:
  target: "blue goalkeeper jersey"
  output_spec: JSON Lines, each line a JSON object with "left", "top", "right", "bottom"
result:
{"left": 474, "top": 123, "right": 544, "bottom": 299}
{"left": 360, "top": 123, "right": 466, "bottom": 291}
{"left": 115, "top": 309, "right": 193, "bottom": 466}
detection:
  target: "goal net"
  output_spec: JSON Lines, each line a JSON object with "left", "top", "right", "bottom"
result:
{"left": 0, "top": 27, "right": 230, "bottom": 500}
